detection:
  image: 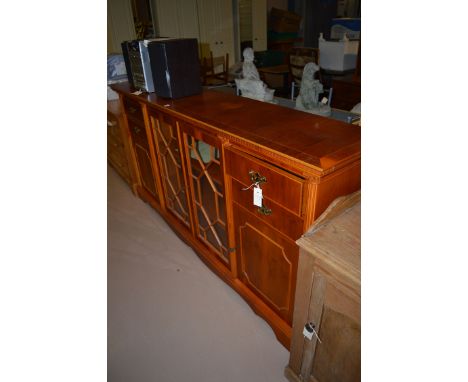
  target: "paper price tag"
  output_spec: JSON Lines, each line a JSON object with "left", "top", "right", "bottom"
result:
{"left": 303, "top": 326, "right": 313, "bottom": 340}
{"left": 253, "top": 186, "right": 263, "bottom": 207}
{"left": 321, "top": 96, "right": 328, "bottom": 105}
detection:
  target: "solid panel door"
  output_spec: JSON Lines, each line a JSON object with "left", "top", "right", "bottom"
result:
{"left": 149, "top": 110, "right": 192, "bottom": 228}
{"left": 251, "top": 0, "right": 267, "bottom": 51}
{"left": 233, "top": 203, "right": 299, "bottom": 324}
{"left": 300, "top": 270, "right": 361, "bottom": 382}
{"left": 183, "top": 128, "right": 230, "bottom": 266}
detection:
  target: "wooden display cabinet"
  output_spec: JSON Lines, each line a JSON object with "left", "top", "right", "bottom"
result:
{"left": 110, "top": 82, "right": 361, "bottom": 349}
{"left": 148, "top": 108, "right": 191, "bottom": 229}
{"left": 120, "top": 97, "right": 161, "bottom": 209}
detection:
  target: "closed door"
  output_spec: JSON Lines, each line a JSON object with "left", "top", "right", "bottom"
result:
{"left": 198, "top": 0, "right": 235, "bottom": 60}
{"left": 184, "top": 129, "right": 230, "bottom": 266}
{"left": 233, "top": 203, "right": 298, "bottom": 324}
{"left": 128, "top": 120, "right": 159, "bottom": 201}
{"left": 149, "top": 110, "right": 191, "bottom": 228}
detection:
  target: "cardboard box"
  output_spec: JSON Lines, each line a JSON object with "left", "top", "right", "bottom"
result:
{"left": 269, "top": 8, "right": 301, "bottom": 33}
{"left": 331, "top": 18, "right": 361, "bottom": 40}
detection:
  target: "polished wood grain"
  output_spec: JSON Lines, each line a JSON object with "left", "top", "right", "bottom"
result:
{"left": 233, "top": 203, "right": 298, "bottom": 325}
{"left": 111, "top": 82, "right": 360, "bottom": 175}
{"left": 286, "top": 191, "right": 360, "bottom": 382}
{"left": 149, "top": 109, "right": 191, "bottom": 227}
{"left": 181, "top": 125, "right": 231, "bottom": 265}
{"left": 225, "top": 146, "right": 304, "bottom": 216}
{"left": 110, "top": 82, "right": 361, "bottom": 350}
{"left": 330, "top": 78, "right": 361, "bottom": 111}
{"left": 230, "top": 178, "right": 304, "bottom": 240}
{"left": 107, "top": 100, "right": 132, "bottom": 186}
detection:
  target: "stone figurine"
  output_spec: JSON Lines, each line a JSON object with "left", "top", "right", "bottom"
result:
{"left": 295, "top": 62, "right": 331, "bottom": 117}
{"left": 235, "top": 47, "right": 275, "bottom": 102}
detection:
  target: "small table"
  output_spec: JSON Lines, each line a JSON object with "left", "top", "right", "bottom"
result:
{"left": 258, "top": 64, "right": 290, "bottom": 94}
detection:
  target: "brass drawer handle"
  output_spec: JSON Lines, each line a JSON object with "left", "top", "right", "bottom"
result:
{"left": 107, "top": 120, "right": 117, "bottom": 127}
{"left": 257, "top": 204, "right": 272, "bottom": 216}
{"left": 133, "top": 126, "right": 141, "bottom": 134}
{"left": 128, "top": 106, "right": 138, "bottom": 114}
{"left": 249, "top": 170, "right": 267, "bottom": 185}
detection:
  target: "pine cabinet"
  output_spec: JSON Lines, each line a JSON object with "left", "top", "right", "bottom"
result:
{"left": 111, "top": 82, "right": 361, "bottom": 349}
{"left": 285, "top": 192, "right": 361, "bottom": 382}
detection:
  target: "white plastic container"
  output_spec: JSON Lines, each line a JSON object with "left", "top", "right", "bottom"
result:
{"left": 319, "top": 40, "right": 359, "bottom": 72}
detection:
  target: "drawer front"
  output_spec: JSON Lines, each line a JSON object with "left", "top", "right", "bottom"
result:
{"left": 231, "top": 178, "right": 304, "bottom": 240}
{"left": 123, "top": 97, "right": 144, "bottom": 123}
{"left": 226, "top": 147, "right": 304, "bottom": 216}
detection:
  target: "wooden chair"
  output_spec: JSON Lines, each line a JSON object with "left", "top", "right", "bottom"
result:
{"left": 201, "top": 52, "right": 229, "bottom": 86}
{"left": 288, "top": 47, "right": 320, "bottom": 100}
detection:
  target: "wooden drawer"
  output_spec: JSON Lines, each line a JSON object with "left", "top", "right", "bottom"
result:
{"left": 123, "top": 97, "right": 144, "bottom": 123}
{"left": 231, "top": 178, "right": 304, "bottom": 240}
{"left": 226, "top": 147, "right": 304, "bottom": 216}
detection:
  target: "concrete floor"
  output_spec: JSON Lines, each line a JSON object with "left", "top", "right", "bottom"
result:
{"left": 107, "top": 166, "right": 289, "bottom": 382}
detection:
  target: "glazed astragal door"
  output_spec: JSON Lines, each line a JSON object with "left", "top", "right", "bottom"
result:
{"left": 184, "top": 131, "right": 229, "bottom": 266}
{"left": 149, "top": 110, "right": 191, "bottom": 228}
{"left": 127, "top": 119, "right": 159, "bottom": 202}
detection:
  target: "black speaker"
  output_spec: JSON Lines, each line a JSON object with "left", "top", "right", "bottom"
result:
{"left": 120, "top": 40, "right": 136, "bottom": 88}
{"left": 147, "top": 38, "right": 202, "bottom": 99}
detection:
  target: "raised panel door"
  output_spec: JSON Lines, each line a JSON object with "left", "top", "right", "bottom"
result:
{"left": 149, "top": 110, "right": 191, "bottom": 228}
{"left": 233, "top": 203, "right": 298, "bottom": 324}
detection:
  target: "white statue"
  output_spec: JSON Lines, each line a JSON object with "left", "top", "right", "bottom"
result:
{"left": 295, "top": 62, "right": 331, "bottom": 117}
{"left": 235, "top": 47, "right": 275, "bottom": 102}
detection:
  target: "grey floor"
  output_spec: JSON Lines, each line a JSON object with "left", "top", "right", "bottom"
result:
{"left": 107, "top": 166, "right": 289, "bottom": 382}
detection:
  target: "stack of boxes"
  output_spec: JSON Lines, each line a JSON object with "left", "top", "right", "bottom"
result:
{"left": 267, "top": 8, "right": 302, "bottom": 52}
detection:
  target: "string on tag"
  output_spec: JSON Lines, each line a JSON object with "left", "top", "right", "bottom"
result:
{"left": 311, "top": 326, "right": 322, "bottom": 343}
{"left": 242, "top": 181, "right": 259, "bottom": 191}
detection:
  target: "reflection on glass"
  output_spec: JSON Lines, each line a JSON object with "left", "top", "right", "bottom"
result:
{"left": 153, "top": 117, "right": 190, "bottom": 226}
{"left": 187, "top": 136, "right": 228, "bottom": 263}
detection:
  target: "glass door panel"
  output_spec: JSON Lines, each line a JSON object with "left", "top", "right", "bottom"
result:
{"left": 151, "top": 114, "right": 191, "bottom": 227}
{"left": 186, "top": 135, "right": 229, "bottom": 264}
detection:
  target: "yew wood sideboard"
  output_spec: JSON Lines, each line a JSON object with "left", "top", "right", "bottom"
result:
{"left": 109, "top": 82, "right": 361, "bottom": 349}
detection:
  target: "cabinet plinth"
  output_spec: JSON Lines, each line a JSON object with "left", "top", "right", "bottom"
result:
{"left": 110, "top": 82, "right": 361, "bottom": 349}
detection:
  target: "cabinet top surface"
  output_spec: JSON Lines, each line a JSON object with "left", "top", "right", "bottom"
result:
{"left": 111, "top": 82, "right": 360, "bottom": 173}
{"left": 298, "top": 192, "right": 361, "bottom": 285}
